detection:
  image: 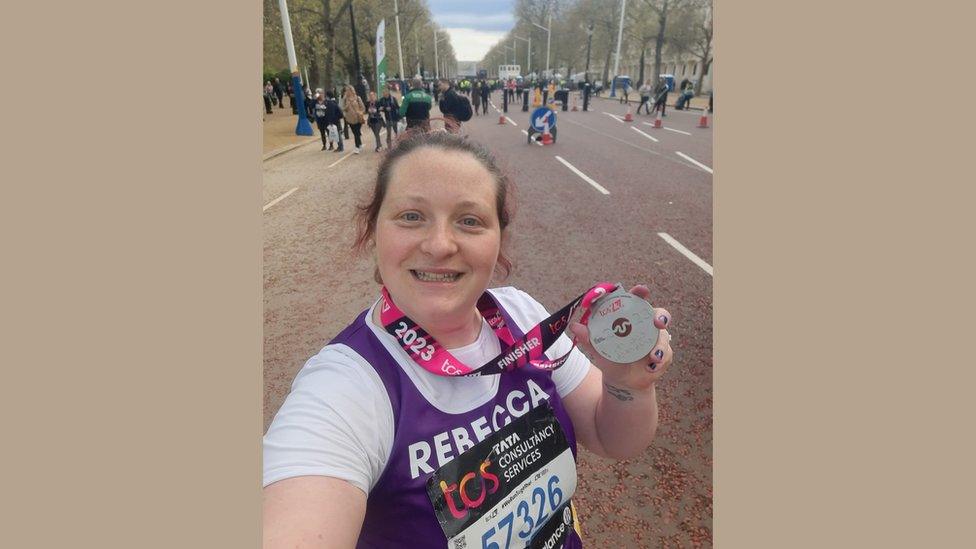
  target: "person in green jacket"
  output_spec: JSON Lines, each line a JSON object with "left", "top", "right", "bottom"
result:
{"left": 399, "top": 77, "right": 433, "bottom": 131}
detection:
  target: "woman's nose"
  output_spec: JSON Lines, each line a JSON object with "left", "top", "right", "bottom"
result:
{"left": 419, "top": 222, "right": 459, "bottom": 257}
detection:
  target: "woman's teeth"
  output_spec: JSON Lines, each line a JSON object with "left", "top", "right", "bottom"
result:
{"left": 412, "top": 270, "right": 461, "bottom": 282}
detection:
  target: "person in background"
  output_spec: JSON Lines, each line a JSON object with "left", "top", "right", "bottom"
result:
{"left": 399, "top": 77, "right": 433, "bottom": 131}
{"left": 273, "top": 77, "right": 285, "bottom": 109}
{"left": 480, "top": 79, "right": 490, "bottom": 115}
{"left": 378, "top": 88, "right": 401, "bottom": 148}
{"left": 342, "top": 84, "right": 367, "bottom": 154}
{"left": 263, "top": 81, "right": 274, "bottom": 115}
{"left": 471, "top": 81, "right": 481, "bottom": 116}
{"left": 652, "top": 76, "right": 669, "bottom": 117}
{"left": 314, "top": 92, "right": 343, "bottom": 152}
{"left": 637, "top": 81, "right": 653, "bottom": 115}
{"left": 365, "top": 91, "right": 387, "bottom": 153}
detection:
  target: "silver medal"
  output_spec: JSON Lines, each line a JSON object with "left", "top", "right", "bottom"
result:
{"left": 586, "top": 287, "right": 658, "bottom": 364}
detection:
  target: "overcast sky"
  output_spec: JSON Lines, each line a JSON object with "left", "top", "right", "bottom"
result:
{"left": 427, "top": 0, "right": 514, "bottom": 61}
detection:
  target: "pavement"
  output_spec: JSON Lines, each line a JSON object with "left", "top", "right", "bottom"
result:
{"left": 263, "top": 89, "right": 713, "bottom": 547}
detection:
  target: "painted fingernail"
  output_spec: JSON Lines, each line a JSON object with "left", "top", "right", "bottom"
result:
{"left": 659, "top": 315, "right": 668, "bottom": 325}
{"left": 655, "top": 349, "right": 665, "bottom": 360}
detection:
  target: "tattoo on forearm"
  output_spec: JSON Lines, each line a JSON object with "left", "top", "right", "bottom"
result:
{"left": 604, "top": 383, "right": 634, "bottom": 402}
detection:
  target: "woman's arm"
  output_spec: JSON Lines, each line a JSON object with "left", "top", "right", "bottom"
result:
{"left": 263, "top": 476, "right": 366, "bottom": 549}
{"left": 560, "top": 285, "right": 673, "bottom": 460}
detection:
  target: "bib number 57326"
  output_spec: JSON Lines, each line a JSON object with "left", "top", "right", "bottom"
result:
{"left": 480, "top": 475, "right": 564, "bottom": 549}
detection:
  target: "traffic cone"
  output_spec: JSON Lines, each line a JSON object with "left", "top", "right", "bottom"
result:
{"left": 652, "top": 110, "right": 663, "bottom": 128}
{"left": 541, "top": 126, "right": 553, "bottom": 145}
{"left": 623, "top": 105, "right": 634, "bottom": 122}
{"left": 698, "top": 108, "right": 709, "bottom": 128}
{"left": 498, "top": 114, "right": 506, "bottom": 125}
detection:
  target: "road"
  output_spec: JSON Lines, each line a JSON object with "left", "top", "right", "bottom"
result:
{"left": 263, "top": 89, "right": 713, "bottom": 547}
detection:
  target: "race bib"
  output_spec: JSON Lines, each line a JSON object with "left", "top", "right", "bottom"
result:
{"left": 426, "top": 404, "right": 577, "bottom": 549}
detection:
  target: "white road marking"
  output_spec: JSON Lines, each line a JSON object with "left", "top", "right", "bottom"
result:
{"left": 630, "top": 126, "right": 660, "bottom": 143}
{"left": 663, "top": 126, "right": 692, "bottom": 135}
{"left": 327, "top": 152, "right": 353, "bottom": 168}
{"left": 657, "top": 232, "right": 713, "bottom": 276}
{"left": 505, "top": 116, "right": 517, "bottom": 126}
{"left": 520, "top": 130, "right": 544, "bottom": 146}
{"left": 602, "top": 112, "right": 624, "bottom": 123}
{"left": 554, "top": 156, "right": 610, "bottom": 195}
{"left": 675, "top": 151, "right": 713, "bottom": 174}
{"left": 263, "top": 187, "right": 298, "bottom": 212}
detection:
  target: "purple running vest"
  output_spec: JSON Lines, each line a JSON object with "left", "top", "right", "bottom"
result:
{"left": 329, "top": 299, "right": 585, "bottom": 549}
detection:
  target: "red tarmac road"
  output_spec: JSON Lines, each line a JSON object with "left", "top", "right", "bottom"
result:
{"left": 263, "top": 89, "right": 713, "bottom": 547}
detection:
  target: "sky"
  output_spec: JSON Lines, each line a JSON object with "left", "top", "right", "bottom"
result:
{"left": 427, "top": 0, "right": 515, "bottom": 61}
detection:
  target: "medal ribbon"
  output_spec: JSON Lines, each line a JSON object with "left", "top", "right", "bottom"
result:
{"left": 379, "top": 283, "right": 618, "bottom": 376}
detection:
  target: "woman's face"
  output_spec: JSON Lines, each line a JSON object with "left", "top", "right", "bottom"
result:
{"left": 375, "top": 147, "right": 501, "bottom": 331}
{"left": 369, "top": 91, "right": 377, "bottom": 101}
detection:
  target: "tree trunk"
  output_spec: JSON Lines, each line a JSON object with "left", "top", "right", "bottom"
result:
{"left": 601, "top": 38, "right": 613, "bottom": 85}
{"left": 322, "top": 0, "right": 335, "bottom": 92}
{"left": 652, "top": 9, "right": 667, "bottom": 84}
{"left": 637, "top": 46, "right": 646, "bottom": 87}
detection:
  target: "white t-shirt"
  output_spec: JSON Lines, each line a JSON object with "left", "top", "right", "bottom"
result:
{"left": 263, "top": 287, "right": 591, "bottom": 495}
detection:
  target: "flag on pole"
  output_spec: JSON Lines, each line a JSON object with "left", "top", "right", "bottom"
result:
{"left": 376, "top": 20, "right": 387, "bottom": 92}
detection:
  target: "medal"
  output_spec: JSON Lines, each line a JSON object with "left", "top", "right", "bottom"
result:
{"left": 586, "top": 287, "right": 658, "bottom": 364}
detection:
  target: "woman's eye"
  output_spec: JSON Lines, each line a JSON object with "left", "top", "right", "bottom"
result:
{"left": 400, "top": 212, "right": 421, "bottom": 222}
{"left": 460, "top": 217, "right": 481, "bottom": 227}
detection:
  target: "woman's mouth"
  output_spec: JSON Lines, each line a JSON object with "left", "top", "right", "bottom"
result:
{"left": 411, "top": 270, "right": 462, "bottom": 282}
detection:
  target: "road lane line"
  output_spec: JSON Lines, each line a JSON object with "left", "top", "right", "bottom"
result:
{"left": 602, "top": 112, "right": 624, "bottom": 123}
{"left": 554, "top": 156, "right": 610, "bottom": 195}
{"left": 675, "top": 151, "right": 713, "bottom": 174}
{"left": 263, "top": 187, "right": 298, "bottom": 212}
{"left": 327, "top": 152, "right": 353, "bottom": 168}
{"left": 663, "top": 126, "right": 692, "bottom": 135}
{"left": 505, "top": 116, "right": 517, "bottom": 126}
{"left": 657, "top": 232, "right": 713, "bottom": 276}
{"left": 630, "top": 126, "right": 660, "bottom": 142}
{"left": 520, "top": 130, "right": 544, "bottom": 146}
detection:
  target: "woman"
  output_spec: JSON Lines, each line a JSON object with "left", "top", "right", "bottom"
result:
{"left": 378, "top": 88, "right": 400, "bottom": 148}
{"left": 637, "top": 81, "right": 653, "bottom": 115}
{"left": 314, "top": 91, "right": 344, "bottom": 152}
{"left": 365, "top": 91, "right": 386, "bottom": 153}
{"left": 342, "top": 85, "right": 366, "bottom": 154}
{"left": 263, "top": 131, "right": 674, "bottom": 548}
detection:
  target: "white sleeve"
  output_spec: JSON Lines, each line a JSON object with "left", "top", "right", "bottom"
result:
{"left": 262, "top": 345, "right": 394, "bottom": 496}
{"left": 491, "top": 287, "right": 592, "bottom": 398}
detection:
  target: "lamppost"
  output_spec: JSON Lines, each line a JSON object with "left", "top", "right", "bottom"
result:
{"left": 433, "top": 31, "right": 449, "bottom": 79}
{"left": 393, "top": 0, "right": 405, "bottom": 80}
{"left": 514, "top": 35, "right": 530, "bottom": 75}
{"left": 610, "top": 0, "right": 627, "bottom": 98}
{"left": 276, "top": 0, "right": 313, "bottom": 135}
{"left": 502, "top": 44, "right": 515, "bottom": 65}
{"left": 530, "top": 14, "right": 551, "bottom": 78}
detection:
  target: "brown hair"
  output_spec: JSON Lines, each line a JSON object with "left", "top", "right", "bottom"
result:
{"left": 354, "top": 130, "right": 516, "bottom": 283}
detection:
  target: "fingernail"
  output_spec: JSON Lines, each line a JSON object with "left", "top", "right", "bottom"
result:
{"left": 658, "top": 315, "right": 668, "bottom": 325}
{"left": 654, "top": 349, "right": 665, "bottom": 360}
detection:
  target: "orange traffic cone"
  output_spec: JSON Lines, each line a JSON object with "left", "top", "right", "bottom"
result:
{"left": 652, "top": 110, "right": 663, "bottom": 128}
{"left": 698, "top": 108, "right": 709, "bottom": 128}
{"left": 623, "top": 105, "right": 633, "bottom": 122}
{"left": 498, "top": 114, "right": 506, "bottom": 125}
{"left": 541, "top": 126, "right": 553, "bottom": 145}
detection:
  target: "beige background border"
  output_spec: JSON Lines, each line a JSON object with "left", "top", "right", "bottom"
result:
{"left": 4, "top": 0, "right": 974, "bottom": 547}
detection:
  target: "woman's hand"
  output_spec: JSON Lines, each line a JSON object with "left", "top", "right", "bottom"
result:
{"left": 568, "top": 284, "right": 673, "bottom": 393}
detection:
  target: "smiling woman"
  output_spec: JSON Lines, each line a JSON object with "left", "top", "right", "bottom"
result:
{"left": 262, "top": 130, "right": 675, "bottom": 549}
